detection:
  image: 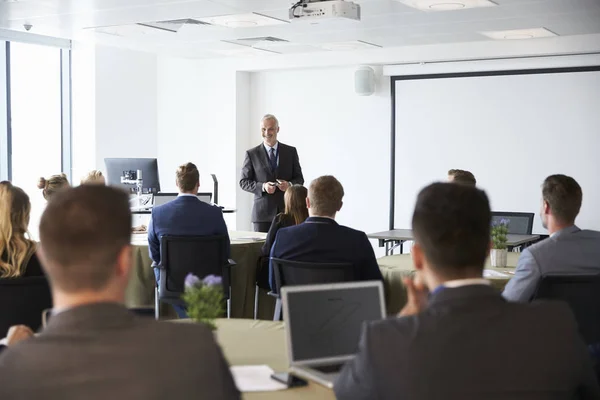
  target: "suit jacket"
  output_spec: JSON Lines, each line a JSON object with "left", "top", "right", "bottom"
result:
{"left": 269, "top": 217, "right": 383, "bottom": 291}
{"left": 503, "top": 225, "right": 600, "bottom": 302}
{"left": 239, "top": 142, "right": 304, "bottom": 223}
{"left": 0, "top": 303, "right": 240, "bottom": 400}
{"left": 334, "top": 285, "right": 600, "bottom": 400}
{"left": 148, "top": 195, "right": 230, "bottom": 265}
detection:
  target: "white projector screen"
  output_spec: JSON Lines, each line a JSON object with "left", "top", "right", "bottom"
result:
{"left": 393, "top": 69, "right": 600, "bottom": 234}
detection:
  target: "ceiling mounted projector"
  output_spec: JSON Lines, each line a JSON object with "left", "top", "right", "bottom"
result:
{"left": 289, "top": 0, "right": 361, "bottom": 22}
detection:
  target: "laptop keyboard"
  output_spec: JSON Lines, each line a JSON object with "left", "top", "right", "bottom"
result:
{"left": 312, "top": 364, "right": 344, "bottom": 374}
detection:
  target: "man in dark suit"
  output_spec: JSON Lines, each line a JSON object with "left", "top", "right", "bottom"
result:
{"left": 0, "top": 185, "right": 240, "bottom": 400}
{"left": 240, "top": 114, "right": 304, "bottom": 232}
{"left": 334, "top": 183, "right": 600, "bottom": 400}
{"left": 269, "top": 175, "right": 383, "bottom": 292}
{"left": 503, "top": 174, "right": 600, "bottom": 302}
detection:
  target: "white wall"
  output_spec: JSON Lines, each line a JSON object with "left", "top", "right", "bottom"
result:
{"left": 246, "top": 67, "right": 390, "bottom": 253}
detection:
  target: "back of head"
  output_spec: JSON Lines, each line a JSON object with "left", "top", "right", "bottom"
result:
{"left": 412, "top": 182, "right": 491, "bottom": 277}
{"left": 448, "top": 169, "right": 477, "bottom": 186}
{"left": 0, "top": 181, "right": 36, "bottom": 278}
{"left": 38, "top": 173, "right": 70, "bottom": 200}
{"left": 542, "top": 174, "right": 582, "bottom": 224}
{"left": 80, "top": 170, "right": 105, "bottom": 186}
{"left": 176, "top": 162, "right": 199, "bottom": 193}
{"left": 39, "top": 185, "right": 131, "bottom": 293}
{"left": 284, "top": 185, "right": 309, "bottom": 225}
{"left": 308, "top": 176, "right": 344, "bottom": 217}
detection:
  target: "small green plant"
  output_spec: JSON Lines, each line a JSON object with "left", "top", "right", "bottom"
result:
{"left": 491, "top": 219, "right": 509, "bottom": 249}
{"left": 182, "top": 274, "right": 224, "bottom": 331}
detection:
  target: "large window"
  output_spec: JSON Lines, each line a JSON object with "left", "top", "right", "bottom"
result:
{"left": 1, "top": 37, "right": 71, "bottom": 239}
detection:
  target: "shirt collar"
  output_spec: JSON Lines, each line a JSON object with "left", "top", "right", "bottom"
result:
{"left": 178, "top": 193, "right": 197, "bottom": 198}
{"left": 550, "top": 225, "right": 579, "bottom": 238}
{"left": 431, "top": 278, "right": 490, "bottom": 295}
{"left": 264, "top": 142, "right": 279, "bottom": 153}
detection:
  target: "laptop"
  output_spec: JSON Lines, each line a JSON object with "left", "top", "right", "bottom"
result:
{"left": 153, "top": 192, "right": 212, "bottom": 207}
{"left": 281, "top": 281, "right": 386, "bottom": 389}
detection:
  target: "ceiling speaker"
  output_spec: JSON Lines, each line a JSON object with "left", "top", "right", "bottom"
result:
{"left": 355, "top": 66, "right": 376, "bottom": 96}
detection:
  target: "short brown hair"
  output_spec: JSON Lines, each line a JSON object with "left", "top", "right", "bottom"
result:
{"left": 448, "top": 169, "right": 476, "bottom": 186}
{"left": 39, "top": 185, "right": 131, "bottom": 293}
{"left": 412, "top": 183, "right": 491, "bottom": 276}
{"left": 308, "top": 176, "right": 344, "bottom": 217}
{"left": 176, "top": 162, "right": 199, "bottom": 192}
{"left": 542, "top": 174, "right": 582, "bottom": 224}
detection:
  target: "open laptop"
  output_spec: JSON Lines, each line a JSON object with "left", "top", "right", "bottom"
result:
{"left": 153, "top": 192, "right": 212, "bottom": 207}
{"left": 281, "top": 281, "right": 386, "bottom": 388}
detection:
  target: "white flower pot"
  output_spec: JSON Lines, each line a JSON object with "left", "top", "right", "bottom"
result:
{"left": 490, "top": 249, "right": 508, "bottom": 268}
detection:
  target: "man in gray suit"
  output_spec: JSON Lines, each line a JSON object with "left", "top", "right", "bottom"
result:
{"left": 335, "top": 183, "right": 599, "bottom": 400}
{"left": 503, "top": 174, "right": 600, "bottom": 302}
{"left": 0, "top": 185, "right": 240, "bottom": 400}
{"left": 240, "top": 114, "right": 304, "bottom": 232}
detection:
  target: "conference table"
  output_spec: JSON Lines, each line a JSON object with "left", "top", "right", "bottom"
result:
{"left": 379, "top": 252, "right": 520, "bottom": 314}
{"left": 369, "top": 229, "right": 540, "bottom": 256}
{"left": 125, "top": 231, "right": 276, "bottom": 319}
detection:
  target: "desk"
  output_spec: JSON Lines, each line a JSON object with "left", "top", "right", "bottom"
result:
{"left": 204, "top": 319, "right": 335, "bottom": 399}
{"left": 369, "top": 229, "right": 540, "bottom": 256}
{"left": 126, "top": 231, "right": 275, "bottom": 319}
{"left": 378, "top": 253, "right": 520, "bottom": 314}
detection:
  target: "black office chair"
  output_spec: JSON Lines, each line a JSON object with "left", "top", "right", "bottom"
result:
{"left": 270, "top": 258, "right": 356, "bottom": 321}
{"left": 154, "top": 235, "right": 235, "bottom": 320}
{"left": 0, "top": 276, "right": 52, "bottom": 335}
{"left": 532, "top": 274, "right": 600, "bottom": 381}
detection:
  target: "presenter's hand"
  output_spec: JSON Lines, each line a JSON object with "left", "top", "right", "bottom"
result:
{"left": 276, "top": 180, "right": 290, "bottom": 192}
{"left": 263, "top": 182, "right": 277, "bottom": 194}
{"left": 398, "top": 275, "right": 428, "bottom": 317}
{"left": 6, "top": 325, "right": 34, "bottom": 346}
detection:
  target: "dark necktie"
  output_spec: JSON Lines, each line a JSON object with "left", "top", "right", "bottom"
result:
{"left": 269, "top": 147, "right": 277, "bottom": 171}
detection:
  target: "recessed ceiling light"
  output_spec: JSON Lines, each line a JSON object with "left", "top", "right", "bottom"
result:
{"left": 481, "top": 27, "right": 557, "bottom": 40}
{"left": 85, "top": 24, "right": 176, "bottom": 37}
{"left": 196, "top": 13, "right": 288, "bottom": 28}
{"left": 395, "top": 0, "right": 496, "bottom": 11}
{"left": 319, "top": 40, "right": 382, "bottom": 51}
{"left": 213, "top": 47, "right": 280, "bottom": 57}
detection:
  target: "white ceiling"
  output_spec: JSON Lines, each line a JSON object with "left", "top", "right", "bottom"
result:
{"left": 1, "top": 0, "right": 600, "bottom": 59}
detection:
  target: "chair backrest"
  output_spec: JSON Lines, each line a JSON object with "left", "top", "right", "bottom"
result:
{"left": 158, "top": 235, "right": 229, "bottom": 301}
{"left": 271, "top": 258, "right": 357, "bottom": 295}
{"left": 492, "top": 211, "right": 534, "bottom": 235}
{"left": 0, "top": 276, "right": 52, "bottom": 335}
{"left": 532, "top": 274, "right": 600, "bottom": 345}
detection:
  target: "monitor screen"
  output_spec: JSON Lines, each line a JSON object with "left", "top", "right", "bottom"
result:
{"left": 104, "top": 158, "right": 160, "bottom": 193}
{"left": 284, "top": 283, "right": 384, "bottom": 363}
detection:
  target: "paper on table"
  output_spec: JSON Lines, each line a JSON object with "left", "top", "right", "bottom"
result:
{"left": 230, "top": 365, "right": 288, "bottom": 392}
{"left": 484, "top": 269, "right": 511, "bottom": 278}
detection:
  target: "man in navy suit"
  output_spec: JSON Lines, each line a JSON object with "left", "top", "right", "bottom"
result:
{"left": 269, "top": 175, "right": 383, "bottom": 292}
{"left": 148, "top": 163, "right": 230, "bottom": 316}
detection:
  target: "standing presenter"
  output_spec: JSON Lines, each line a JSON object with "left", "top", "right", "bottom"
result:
{"left": 240, "top": 114, "right": 304, "bottom": 232}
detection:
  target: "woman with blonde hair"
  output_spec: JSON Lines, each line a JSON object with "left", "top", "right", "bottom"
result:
{"left": 80, "top": 170, "right": 105, "bottom": 186}
{"left": 0, "top": 182, "right": 43, "bottom": 278}
{"left": 37, "top": 174, "right": 70, "bottom": 200}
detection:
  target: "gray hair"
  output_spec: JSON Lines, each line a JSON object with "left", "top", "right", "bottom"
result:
{"left": 261, "top": 114, "right": 279, "bottom": 128}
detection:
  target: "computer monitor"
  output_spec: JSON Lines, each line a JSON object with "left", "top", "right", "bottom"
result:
{"left": 104, "top": 158, "right": 160, "bottom": 194}
{"left": 153, "top": 192, "right": 212, "bottom": 207}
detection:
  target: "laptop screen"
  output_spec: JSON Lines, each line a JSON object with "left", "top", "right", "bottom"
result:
{"left": 283, "top": 282, "right": 385, "bottom": 363}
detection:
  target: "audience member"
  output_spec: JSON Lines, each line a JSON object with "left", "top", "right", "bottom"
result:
{"left": 335, "top": 182, "right": 600, "bottom": 399}
{"left": 80, "top": 170, "right": 105, "bottom": 185}
{"left": 269, "top": 175, "right": 383, "bottom": 292}
{"left": 503, "top": 174, "right": 600, "bottom": 302}
{"left": 0, "top": 325, "right": 34, "bottom": 354}
{"left": 0, "top": 185, "right": 240, "bottom": 399}
{"left": 148, "top": 163, "right": 230, "bottom": 316}
{"left": 257, "top": 185, "right": 308, "bottom": 289}
{"left": 447, "top": 169, "right": 476, "bottom": 186}
{"left": 37, "top": 173, "right": 70, "bottom": 200}
{"left": 0, "top": 182, "right": 43, "bottom": 278}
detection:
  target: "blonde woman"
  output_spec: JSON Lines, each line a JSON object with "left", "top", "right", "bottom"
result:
{"left": 0, "top": 182, "right": 43, "bottom": 278}
{"left": 37, "top": 174, "right": 70, "bottom": 200}
{"left": 80, "top": 170, "right": 105, "bottom": 186}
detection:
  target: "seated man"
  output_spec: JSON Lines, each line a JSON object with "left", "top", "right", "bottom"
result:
{"left": 148, "top": 162, "right": 230, "bottom": 282}
{"left": 503, "top": 174, "right": 600, "bottom": 302}
{"left": 447, "top": 168, "right": 476, "bottom": 186}
{"left": 0, "top": 185, "right": 240, "bottom": 399}
{"left": 334, "top": 182, "right": 600, "bottom": 400}
{"left": 269, "top": 175, "right": 383, "bottom": 292}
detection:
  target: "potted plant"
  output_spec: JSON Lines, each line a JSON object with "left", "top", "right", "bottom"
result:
{"left": 491, "top": 219, "right": 509, "bottom": 267}
{"left": 182, "top": 273, "right": 225, "bottom": 331}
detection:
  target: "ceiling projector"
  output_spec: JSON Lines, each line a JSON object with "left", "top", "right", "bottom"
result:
{"left": 289, "top": 0, "right": 361, "bottom": 22}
